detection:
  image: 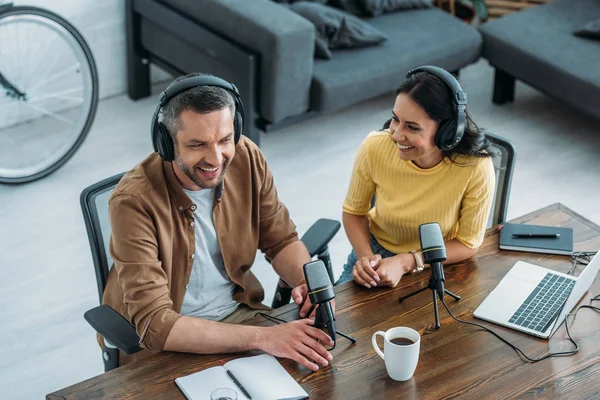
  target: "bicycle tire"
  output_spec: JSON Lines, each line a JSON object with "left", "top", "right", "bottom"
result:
{"left": 0, "top": 5, "right": 99, "bottom": 183}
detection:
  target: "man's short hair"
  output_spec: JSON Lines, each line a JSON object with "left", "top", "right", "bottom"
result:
{"left": 161, "top": 73, "right": 236, "bottom": 139}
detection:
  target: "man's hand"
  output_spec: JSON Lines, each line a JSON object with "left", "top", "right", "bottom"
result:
{"left": 374, "top": 254, "right": 413, "bottom": 287}
{"left": 292, "top": 283, "right": 336, "bottom": 318}
{"left": 352, "top": 254, "right": 382, "bottom": 288}
{"left": 258, "top": 319, "right": 334, "bottom": 372}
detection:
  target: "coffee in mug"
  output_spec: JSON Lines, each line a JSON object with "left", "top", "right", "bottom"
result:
{"left": 389, "top": 337, "right": 415, "bottom": 346}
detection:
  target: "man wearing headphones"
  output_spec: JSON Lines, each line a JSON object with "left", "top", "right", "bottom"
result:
{"left": 102, "top": 73, "right": 333, "bottom": 372}
{"left": 337, "top": 66, "right": 495, "bottom": 287}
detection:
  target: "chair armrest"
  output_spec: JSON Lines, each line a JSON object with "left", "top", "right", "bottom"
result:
{"left": 84, "top": 305, "right": 142, "bottom": 355}
{"left": 301, "top": 218, "right": 341, "bottom": 257}
{"left": 160, "top": 0, "right": 315, "bottom": 123}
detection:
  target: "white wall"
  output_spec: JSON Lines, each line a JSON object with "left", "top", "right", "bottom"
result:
{"left": 11, "top": 0, "right": 171, "bottom": 99}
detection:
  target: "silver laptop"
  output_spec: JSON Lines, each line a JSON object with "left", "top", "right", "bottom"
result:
{"left": 474, "top": 252, "right": 600, "bottom": 339}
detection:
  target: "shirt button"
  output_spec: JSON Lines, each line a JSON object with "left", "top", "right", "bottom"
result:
{"left": 191, "top": 254, "right": 195, "bottom": 259}
{"left": 178, "top": 206, "right": 183, "bottom": 211}
{"left": 190, "top": 221, "right": 195, "bottom": 227}
{"left": 191, "top": 205, "right": 196, "bottom": 211}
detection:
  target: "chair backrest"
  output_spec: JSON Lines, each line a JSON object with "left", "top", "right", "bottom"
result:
{"left": 80, "top": 173, "right": 125, "bottom": 304}
{"left": 485, "top": 132, "right": 516, "bottom": 228}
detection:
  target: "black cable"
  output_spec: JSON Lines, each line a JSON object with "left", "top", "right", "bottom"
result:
{"left": 567, "top": 251, "right": 597, "bottom": 275}
{"left": 440, "top": 297, "right": 600, "bottom": 363}
{"left": 254, "top": 312, "right": 287, "bottom": 325}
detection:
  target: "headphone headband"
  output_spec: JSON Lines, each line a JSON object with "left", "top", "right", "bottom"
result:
{"left": 406, "top": 66, "right": 467, "bottom": 150}
{"left": 159, "top": 75, "right": 240, "bottom": 105}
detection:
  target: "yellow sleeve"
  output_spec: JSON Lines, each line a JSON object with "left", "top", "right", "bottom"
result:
{"left": 455, "top": 157, "right": 496, "bottom": 248}
{"left": 343, "top": 136, "right": 376, "bottom": 216}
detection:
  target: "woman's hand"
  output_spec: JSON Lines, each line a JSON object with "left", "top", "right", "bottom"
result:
{"left": 374, "top": 254, "right": 415, "bottom": 287}
{"left": 352, "top": 254, "right": 382, "bottom": 288}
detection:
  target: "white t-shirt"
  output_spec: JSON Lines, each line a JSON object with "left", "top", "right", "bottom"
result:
{"left": 180, "top": 187, "right": 239, "bottom": 321}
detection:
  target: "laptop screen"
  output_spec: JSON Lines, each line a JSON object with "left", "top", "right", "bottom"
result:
{"left": 550, "top": 251, "right": 600, "bottom": 335}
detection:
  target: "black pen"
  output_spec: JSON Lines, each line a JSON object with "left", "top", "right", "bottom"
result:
{"left": 512, "top": 233, "right": 560, "bottom": 239}
{"left": 226, "top": 369, "right": 252, "bottom": 399}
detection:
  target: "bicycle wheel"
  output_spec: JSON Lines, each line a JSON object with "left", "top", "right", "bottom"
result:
{"left": 0, "top": 5, "right": 98, "bottom": 183}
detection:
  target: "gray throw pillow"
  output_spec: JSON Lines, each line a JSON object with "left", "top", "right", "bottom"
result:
{"left": 361, "top": 0, "right": 434, "bottom": 17}
{"left": 574, "top": 18, "right": 600, "bottom": 41}
{"left": 290, "top": 1, "right": 388, "bottom": 59}
{"left": 329, "top": 0, "right": 433, "bottom": 17}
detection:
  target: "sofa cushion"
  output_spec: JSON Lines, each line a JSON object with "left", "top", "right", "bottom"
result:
{"left": 290, "top": 2, "right": 387, "bottom": 59}
{"left": 310, "top": 8, "right": 481, "bottom": 113}
{"left": 574, "top": 18, "right": 600, "bottom": 41}
{"left": 480, "top": 0, "right": 600, "bottom": 120}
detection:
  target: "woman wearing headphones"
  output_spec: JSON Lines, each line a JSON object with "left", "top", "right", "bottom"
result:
{"left": 337, "top": 66, "right": 495, "bottom": 288}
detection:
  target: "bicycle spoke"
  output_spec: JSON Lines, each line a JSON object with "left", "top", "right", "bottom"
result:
{"left": 20, "top": 101, "right": 74, "bottom": 125}
{"left": 27, "top": 87, "right": 84, "bottom": 103}
{"left": 28, "top": 62, "right": 81, "bottom": 91}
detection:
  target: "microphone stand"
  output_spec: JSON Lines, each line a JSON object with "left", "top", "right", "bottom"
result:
{"left": 398, "top": 262, "right": 460, "bottom": 329}
{"left": 306, "top": 304, "right": 357, "bottom": 349}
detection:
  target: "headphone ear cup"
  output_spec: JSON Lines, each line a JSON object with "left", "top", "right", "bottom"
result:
{"left": 435, "top": 119, "right": 457, "bottom": 150}
{"left": 234, "top": 111, "right": 243, "bottom": 144}
{"left": 157, "top": 122, "right": 175, "bottom": 161}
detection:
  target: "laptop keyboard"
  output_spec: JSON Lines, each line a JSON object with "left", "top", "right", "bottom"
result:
{"left": 508, "top": 272, "right": 576, "bottom": 333}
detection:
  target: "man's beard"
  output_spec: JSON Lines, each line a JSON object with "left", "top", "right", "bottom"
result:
{"left": 175, "top": 153, "right": 228, "bottom": 189}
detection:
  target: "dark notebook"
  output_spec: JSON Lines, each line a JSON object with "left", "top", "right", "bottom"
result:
{"left": 499, "top": 223, "right": 573, "bottom": 255}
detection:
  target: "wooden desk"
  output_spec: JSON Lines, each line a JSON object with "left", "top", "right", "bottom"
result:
{"left": 48, "top": 204, "right": 600, "bottom": 399}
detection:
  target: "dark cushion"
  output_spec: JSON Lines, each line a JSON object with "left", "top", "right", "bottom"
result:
{"left": 330, "top": 0, "right": 433, "bottom": 17}
{"left": 574, "top": 18, "right": 600, "bottom": 41}
{"left": 311, "top": 7, "right": 481, "bottom": 113}
{"left": 290, "top": 2, "right": 387, "bottom": 59}
{"left": 480, "top": 0, "right": 600, "bottom": 120}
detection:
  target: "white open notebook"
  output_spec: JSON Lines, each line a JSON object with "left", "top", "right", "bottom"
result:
{"left": 175, "top": 354, "right": 308, "bottom": 400}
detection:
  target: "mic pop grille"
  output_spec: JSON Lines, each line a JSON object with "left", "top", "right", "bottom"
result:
{"left": 419, "top": 222, "right": 445, "bottom": 250}
{"left": 304, "top": 260, "right": 332, "bottom": 291}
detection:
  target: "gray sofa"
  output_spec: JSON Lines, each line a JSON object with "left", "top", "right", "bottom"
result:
{"left": 480, "top": 0, "right": 600, "bottom": 121}
{"left": 126, "top": 0, "right": 482, "bottom": 145}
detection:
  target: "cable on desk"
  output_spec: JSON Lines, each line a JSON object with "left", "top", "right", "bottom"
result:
{"left": 254, "top": 312, "right": 287, "bottom": 325}
{"left": 567, "top": 251, "right": 598, "bottom": 276}
{"left": 440, "top": 296, "right": 600, "bottom": 363}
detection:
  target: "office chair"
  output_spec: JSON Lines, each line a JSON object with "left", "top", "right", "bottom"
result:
{"left": 380, "top": 119, "right": 516, "bottom": 227}
{"left": 81, "top": 173, "right": 340, "bottom": 372}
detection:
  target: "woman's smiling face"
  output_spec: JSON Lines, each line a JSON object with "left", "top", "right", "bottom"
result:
{"left": 388, "top": 93, "right": 443, "bottom": 169}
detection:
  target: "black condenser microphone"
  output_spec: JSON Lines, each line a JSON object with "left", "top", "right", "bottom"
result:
{"left": 303, "top": 260, "right": 336, "bottom": 343}
{"left": 419, "top": 222, "right": 447, "bottom": 301}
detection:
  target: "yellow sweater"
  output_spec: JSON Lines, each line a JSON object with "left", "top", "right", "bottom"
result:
{"left": 343, "top": 131, "right": 495, "bottom": 254}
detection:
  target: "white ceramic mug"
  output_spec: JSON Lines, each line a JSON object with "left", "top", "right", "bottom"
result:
{"left": 372, "top": 327, "right": 421, "bottom": 381}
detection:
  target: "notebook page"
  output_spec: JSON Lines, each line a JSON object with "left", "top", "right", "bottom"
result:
{"left": 175, "top": 366, "right": 250, "bottom": 400}
{"left": 227, "top": 354, "right": 308, "bottom": 400}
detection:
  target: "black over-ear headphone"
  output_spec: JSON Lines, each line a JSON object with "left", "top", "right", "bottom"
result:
{"left": 406, "top": 66, "right": 467, "bottom": 151}
{"left": 151, "top": 75, "right": 246, "bottom": 161}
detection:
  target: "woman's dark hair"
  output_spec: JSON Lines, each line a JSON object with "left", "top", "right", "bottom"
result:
{"left": 391, "top": 71, "right": 490, "bottom": 160}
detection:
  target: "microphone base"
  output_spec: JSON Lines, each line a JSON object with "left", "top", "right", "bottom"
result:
{"left": 398, "top": 277, "right": 460, "bottom": 329}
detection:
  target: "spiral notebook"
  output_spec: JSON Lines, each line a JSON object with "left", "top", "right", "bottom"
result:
{"left": 175, "top": 354, "right": 308, "bottom": 400}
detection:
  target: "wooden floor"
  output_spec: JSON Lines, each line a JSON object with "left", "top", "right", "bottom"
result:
{"left": 2, "top": 60, "right": 600, "bottom": 399}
